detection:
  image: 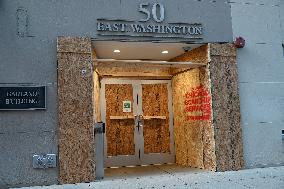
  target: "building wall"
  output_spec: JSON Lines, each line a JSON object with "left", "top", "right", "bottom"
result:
{"left": 231, "top": 0, "right": 284, "bottom": 168}
{"left": 1, "top": 0, "right": 283, "bottom": 187}
{"left": 0, "top": 0, "right": 233, "bottom": 187}
{"left": 209, "top": 44, "right": 244, "bottom": 171}
{"left": 281, "top": 1, "right": 284, "bottom": 43}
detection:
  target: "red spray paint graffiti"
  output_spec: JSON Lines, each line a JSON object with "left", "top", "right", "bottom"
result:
{"left": 184, "top": 85, "right": 211, "bottom": 121}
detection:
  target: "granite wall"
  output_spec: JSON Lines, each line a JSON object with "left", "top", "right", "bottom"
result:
{"left": 57, "top": 37, "right": 95, "bottom": 183}
{"left": 209, "top": 44, "right": 244, "bottom": 171}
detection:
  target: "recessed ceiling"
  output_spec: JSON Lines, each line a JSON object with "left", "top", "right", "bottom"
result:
{"left": 93, "top": 41, "right": 202, "bottom": 61}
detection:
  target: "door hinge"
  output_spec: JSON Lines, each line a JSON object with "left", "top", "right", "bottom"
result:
{"left": 139, "top": 149, "right": 141, "bottom": 159}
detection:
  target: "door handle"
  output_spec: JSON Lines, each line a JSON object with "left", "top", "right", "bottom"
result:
{"left": 138, "top": 115, "right": 143, "bottom": 127}
{"left": 134, "top": 115, "right": 144, "bottom": 131}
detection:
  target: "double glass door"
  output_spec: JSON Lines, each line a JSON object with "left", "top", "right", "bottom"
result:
{"left": 100, "top": 79, "right": 175, "bottom": 167}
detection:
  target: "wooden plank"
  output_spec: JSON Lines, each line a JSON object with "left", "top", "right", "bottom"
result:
{"left": 97, "top": 66, "right": 172, "bottom": 78}
{"left": 172, "top": 69, "right": 202, "bottom": 168}
{"left": 170, "top": 44, "right": 209, "bottom": 64}
{"left": 95, "top": 59, "right": 206, "bottom": 68}
{"left": 143, "top": 116, "right": 166, "bottom": 120}
{"left": 109, "top": 115, "right": 135, "bottom": 120}
{"left": 172, "top": 67, "right": 216, "bottom": 170}
{"left": 94, "top": 58, "right": 206, "bottom": 79}
{"left": 171, "top": 44, "right": 216, "bottom": 171}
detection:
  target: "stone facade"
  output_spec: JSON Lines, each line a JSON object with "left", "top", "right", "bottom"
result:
{"left": 57, "top": 37, "right": 95, "bottom": 183}
{"left": 209, "top": 44, "right": 244, "bottom": 171}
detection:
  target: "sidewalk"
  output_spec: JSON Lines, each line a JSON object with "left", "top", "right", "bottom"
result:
{"left": 13, "top": 166, "right": 284, "bottom": 189}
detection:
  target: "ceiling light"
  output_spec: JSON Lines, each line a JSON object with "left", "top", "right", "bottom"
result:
{"left": 162, "top": 50, "right": 168, "bottom": 54}
{"left": 113, "top": 49, "right": 120, "bottom": 53}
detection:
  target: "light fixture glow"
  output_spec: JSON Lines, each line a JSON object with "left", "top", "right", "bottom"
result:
{"left": 162, "top": 50, "right": 168, "bottom": 54}
{"left": 113, "top": 49, "right": 120, "bottom": 53}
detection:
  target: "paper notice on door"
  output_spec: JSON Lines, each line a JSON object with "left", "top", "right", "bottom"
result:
{"left": 123, "top": 101, "right": 131, "bottom": 112}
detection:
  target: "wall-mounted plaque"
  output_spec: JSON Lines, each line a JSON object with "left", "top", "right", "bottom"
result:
{"left": 0, "top": 86, "right": 46, "bottom": 110}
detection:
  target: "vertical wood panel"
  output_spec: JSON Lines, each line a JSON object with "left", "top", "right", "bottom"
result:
{"left": 105, "top": 84, "right": 135, "bottom": 156}
{"left": 142, "top": 84, "right": 170, "bottom": 154}
{"left": 172, "top": 69, "right": 204, "bottom": 168}
{"left": 172, "top": 44, "right": 216, "bottom": 170}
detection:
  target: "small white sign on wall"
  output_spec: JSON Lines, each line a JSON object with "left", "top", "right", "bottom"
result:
{"left": 123, "top": 101, "right": 131, "bottom": 112}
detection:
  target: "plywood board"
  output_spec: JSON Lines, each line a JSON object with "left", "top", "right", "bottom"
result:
{"left": 143, "top": 116, "right": 166, "bottom": 120}
{"left": 95, "top": 59, "right": 205, "bottom": 68}
{"left": 142, "top": 84, "right": 170, "bottom": 154}
{"left": 109, "top": 115, "right": 135, "bottom": 120}
{"left": 172, "top": 69, "right": 204, "bottom": 168}
{"left": 95, "top": 59, "right": 206, "bottom": 79}
{"left": 105, "top": 84, "right": 135, "bottom": 156}
{"left": 170, "top": 45, "right": 208, "bottom": 64}
{"left": 198, "top": 67, "right": 216, "bottom": 171}
{"left": 172, "top": 44, "right": 216, "bottom": 171}
{"left": 97, "top": 66, "right": 172, "bottom": 79}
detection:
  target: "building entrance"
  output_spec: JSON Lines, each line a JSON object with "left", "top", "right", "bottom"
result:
{"left": 101, "top": 79, "right": 175, "bottom": 167}
{"left": 57, "top": 37, "right": 243, "bottom": 183}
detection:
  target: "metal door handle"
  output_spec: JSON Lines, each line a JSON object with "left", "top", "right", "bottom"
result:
{"left": 138, "top": 115, "right": 143, "bottom": 127}
{"left": 134, "top": 115, "right": 139, "bottom": 127}
{"left": 138, "top": 120, "right": 143, "bottom": 128}
{"left": 134, "top": 115, "right": 143, "bottom": 131}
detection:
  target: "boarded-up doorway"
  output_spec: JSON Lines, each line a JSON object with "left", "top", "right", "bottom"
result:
{"left": 57, "top": 37, "right": 244, "bottom": 184}
{"left": 100, "top": 79, "right": 175, "bottom": 167}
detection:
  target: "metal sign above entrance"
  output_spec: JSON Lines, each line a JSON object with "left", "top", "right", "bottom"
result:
{"left": 97, "top": 2, "right": 203, "bottom": 40}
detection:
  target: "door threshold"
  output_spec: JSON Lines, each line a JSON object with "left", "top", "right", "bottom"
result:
{"left": 104, "top": 164, "right": 208, "bottom": 180}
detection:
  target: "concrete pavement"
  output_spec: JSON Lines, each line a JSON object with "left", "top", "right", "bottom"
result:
{"left": 12, "top": 165, "right": 284, "bottom": 189}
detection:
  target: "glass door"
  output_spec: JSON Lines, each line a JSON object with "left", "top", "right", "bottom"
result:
{"left": 139, "top": 81, "right": 175, "bottom": 165}
{"left": 101, "top": 79, "right": 174, "bottom": 167}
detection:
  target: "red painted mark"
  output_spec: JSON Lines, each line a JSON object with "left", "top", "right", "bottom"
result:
{"left": 184, "top": 85, "right": 211, "bottom": 121}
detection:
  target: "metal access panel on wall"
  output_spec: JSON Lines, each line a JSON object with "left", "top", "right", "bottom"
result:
{"left": 0, "top": 86, "right": 46, "bottom": 110}
{"left": 100, "top": 79, "right": 175, "bottom": 167}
